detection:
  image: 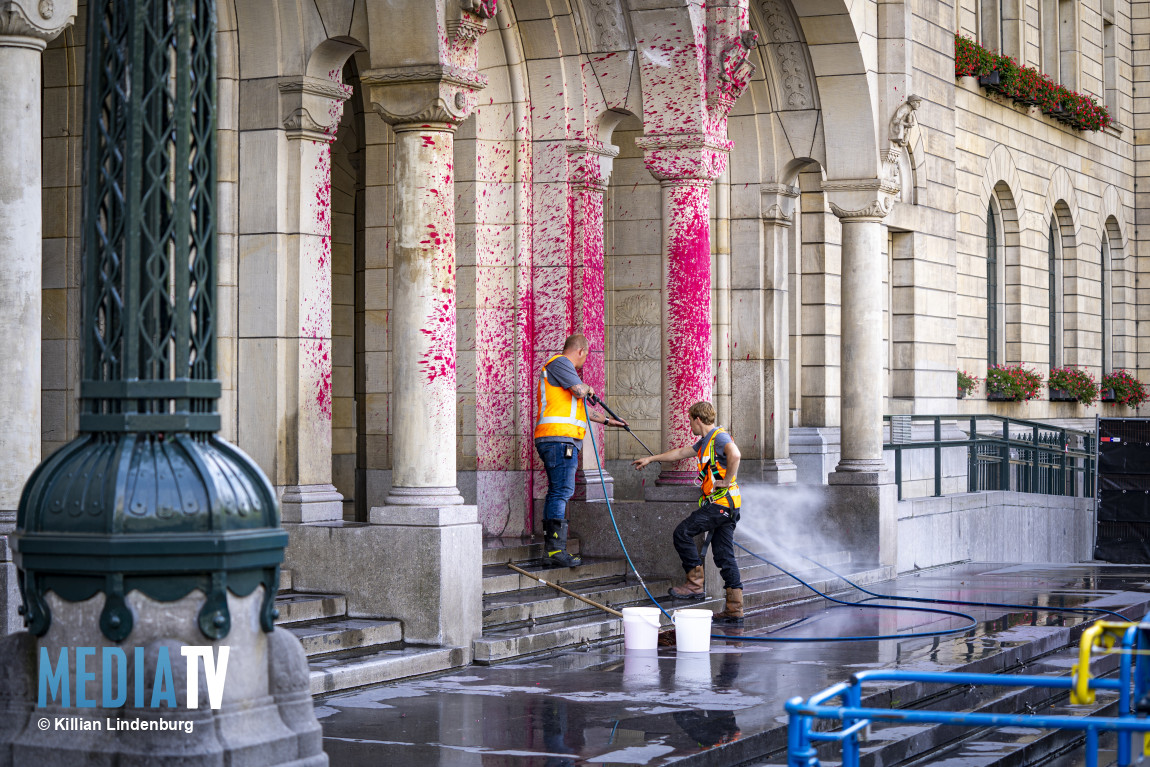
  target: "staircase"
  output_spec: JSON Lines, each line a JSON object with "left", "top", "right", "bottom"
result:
{"left": 472, "top": 537, "right": 894, "bottom": 664}
{"left": 748, "top": 641, "right": 1129, "bottom": 767}
{"left": 274, "top": 569, "right": 467, "bottom": 695}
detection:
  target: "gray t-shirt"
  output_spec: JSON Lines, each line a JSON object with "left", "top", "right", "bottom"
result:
{"left": 534, "top": 355, "right": 585, "bottom": 449}
{"left": 693, "top": 427, "right": 733, "bottom": 469}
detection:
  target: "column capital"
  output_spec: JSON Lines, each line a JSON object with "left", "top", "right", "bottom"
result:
{"left": 823, "top": 177, "right": 900, "bottom": 222}
{"left": 361, "top": 64, "right": 487, "bottom": 130}
{"left": 278, "top": 75, "right": 352, "bottom": 142}
{"left": 567, "top": 140, "right": 619, "bottom": 193}
{"left": 0, "top": 0, "right": 76, "bottom": 48}
{"left": 761, "top": 183, "right": 799, "bottom": 226}
{"left": 635, "top": 132, "right": 731, "bottom": 183}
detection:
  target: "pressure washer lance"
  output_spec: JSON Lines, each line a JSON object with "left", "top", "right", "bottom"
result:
{"left": 588, "top": 393, "right": 655, "bottom": 456}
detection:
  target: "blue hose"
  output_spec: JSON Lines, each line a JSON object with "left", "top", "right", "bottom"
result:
{"left": 584, "top": 416, "right": 979, "bottom": 642}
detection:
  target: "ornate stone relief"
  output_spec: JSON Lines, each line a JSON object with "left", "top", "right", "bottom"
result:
{"left": 583, "top": 0, "right": 627, "bottom": 51}
{"left": 567, "top": 140, "right": 619, "bottom": 192}
{"left": 0, "top": 0, "right": 76, "bottom": 42}
{"left": 757, "top": 0, "right": 813, "bottom": 110}
{"left": 881, "top": 95, "right": 921, "bottom": 200}
{"left": 713, "top": 29, "right": 759, "bottom": 105}
{"left": 279, "top": 75, "right": 352, "bottom": 142}
{"left": 823, "top": 178, "right": 900, "bottom": 221}
{"left": 615, "top": 293, "right": 659, "bottom": 327}
{"left": 361, "top": 64, "right": 488, "bottom": 127}
{"left": 614, "top": 327, "right": 660, "bottom": 362}
{"left": 615, "top": 361, "right": 660, "bottom": 396}
{"left": 762, "top": 183, "right": 799, "bottom": 225}
{"left": 461, "top": 0, "right": 497, "bottom": 19}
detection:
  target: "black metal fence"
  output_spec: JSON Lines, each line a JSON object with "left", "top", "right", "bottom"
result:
{"left": 883, "top": 415, "right": 1095, "bottom": 502}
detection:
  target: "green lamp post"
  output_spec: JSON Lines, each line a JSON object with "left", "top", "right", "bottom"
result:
{"left": 13, "top": 0, "right": 286, "bottom": 645}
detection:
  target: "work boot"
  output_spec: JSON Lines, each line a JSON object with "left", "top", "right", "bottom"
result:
{"left": 712, "top": 588, "right": 744, "bottom": 624}
{"left": 669, "top": 565, "right": 706, "bottom": 600}
{"left": 542, "top": 519, "right": 582, "bottom": 568}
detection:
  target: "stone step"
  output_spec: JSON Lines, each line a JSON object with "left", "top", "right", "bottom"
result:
{"left": 309, "top": 645, "right": 469, "bottom": 696}
{"left": 285, "top": 617, "right": 403, "bottom": 657}
{"left": 274, "top": 592, "right": 347, "bottom": 625}
{"left": 482, "top": 574, "right": 674, "bottom": 627}
{"left": 482, "top": 536, "right": 581, "bottom": 566}
{"left": 482, "top": 557, "right": 627, "bottom": 595}
{"left": 473, "top": 564, "right": 892, "bottom": 664}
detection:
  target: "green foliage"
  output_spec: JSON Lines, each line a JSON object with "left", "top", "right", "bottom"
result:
{"left": 986, "top": 364, "right": 1044, "bottom": 401}
{"left": 957, "top": 370, "right": 979, "bottom": 397}
{"left": 954, "top": 33, "right": 1112, "bottom": 132}
{"left": 1101, "top": 369, "right": 1149, "bottom": 408}
{"left": 1047, "top": 367, "right": 1099, "bottom": 405}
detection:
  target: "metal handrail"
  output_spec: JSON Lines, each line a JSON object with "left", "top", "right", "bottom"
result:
{"left": 881, "top": 414, "right": 1096, "bottom": 501}
{"left": 786, "top": 624, "right": 1144, "bottom": 767}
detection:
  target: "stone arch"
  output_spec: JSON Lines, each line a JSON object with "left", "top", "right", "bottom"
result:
{"left": 1102, "top": 210, "right": 1134, "bottom": 372}
{"left": 785, "top": 0, "right": 880, "bottom": 182}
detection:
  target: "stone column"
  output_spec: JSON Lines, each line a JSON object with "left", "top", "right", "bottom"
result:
{"left": 383, "top": 124, "right": 465, "bottom": 508}
{"left": 826, "top": 183, "right": 898, "bottom": 568}
{"left": 634, "top": 135, "right": 729, "bottom": 488}
{"left": 568, "top": 141, "right": 618, "bottom": 501}
{"left": 761, "top": 185, "right": 799, "bottom": 483}
{"left": 0, "top": 0, "right": 76, "bottom": 633}
{"left": 359, "top": 62, "right": 484, "bottom": 649}
{"left": 277, "top": 76, "right": 351, "bottom": 523}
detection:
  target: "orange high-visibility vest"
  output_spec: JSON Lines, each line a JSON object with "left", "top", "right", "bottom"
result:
{"left": 697, "top": 427, "right": 741, "bottom": 509}
{"left": 533, "top": 354, "right": 588, "bottom": 441}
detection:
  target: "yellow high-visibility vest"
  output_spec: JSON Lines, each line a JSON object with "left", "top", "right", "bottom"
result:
{"left": 697, "top": 427, "right": 741, "bottom": 509}
{"left": 533, "top": 354, "right": 588, "bottom": 441}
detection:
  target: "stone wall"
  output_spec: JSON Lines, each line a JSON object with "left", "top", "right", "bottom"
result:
{"left": 898, "top": 491, "right": 1096, "bottom": 572}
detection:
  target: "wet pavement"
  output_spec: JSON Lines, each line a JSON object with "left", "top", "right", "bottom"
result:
{"left": 315, "top": 562, "right": 1150, "bottom": 766}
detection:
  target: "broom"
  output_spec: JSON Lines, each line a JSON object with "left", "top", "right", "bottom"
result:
{"left": 506, "top": 563, "right": 679, "bottom": 644}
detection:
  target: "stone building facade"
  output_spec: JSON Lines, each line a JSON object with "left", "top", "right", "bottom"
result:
{"left": 0, "top": 0, "right": 1141, "bottom": 653}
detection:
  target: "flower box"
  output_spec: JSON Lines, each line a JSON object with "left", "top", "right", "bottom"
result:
{"left": 978, "top": 71, "right": 1002, "bottom": 87}
{"left": 1049, "top": 388, "right": 1077, "bottom": 402}
{"left": 957, "top": 390, "right": 966, "bottom": 400}
{"left": 987, "top": 392, "right": 1018, "bottom": 402}
{"left": 1101, "top": 388, "right": 1117, "bottom": 402}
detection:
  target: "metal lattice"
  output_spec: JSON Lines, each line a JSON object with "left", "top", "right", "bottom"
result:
{"left": 81, "top": 0, "right": 219, "bottom": 432}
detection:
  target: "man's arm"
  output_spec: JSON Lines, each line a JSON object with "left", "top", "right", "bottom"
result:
{"left": 713, "top": 442, "right": 741, "bottom": 487}
{"left": 570, "top": 382, "right": 592, "bottom": 399}
{"left": 631, "top": 445, "right": 694, "bottom": 470}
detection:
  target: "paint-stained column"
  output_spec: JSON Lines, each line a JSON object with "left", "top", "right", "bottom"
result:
{"left": 569, "top": 141, "right": 618, "bottom": 500}
{"left": 276, "top": 76, "right": 351, "bottom": 523}
{"left": 0, "top": 0, "right": 75, "bottom": 632}
{"left": 636, "top": 136, "right": 729, "bottom": 485}
{"left": 384, "top": 125, "right": 466, "bottom": 506}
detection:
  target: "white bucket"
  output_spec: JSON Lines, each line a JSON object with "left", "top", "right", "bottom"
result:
{"left": 622, "top": 606, "right": 662, "bottom": 651}
{"left": 673, "top": 608, "right": 713, "bottom": 652}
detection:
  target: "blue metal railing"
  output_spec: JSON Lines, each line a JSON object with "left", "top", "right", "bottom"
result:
{"left": 883, "top": 414, "right": 1095, "bottom": 501}
{"left": 786, "top": 623, "right": 1149, "bottom": 767}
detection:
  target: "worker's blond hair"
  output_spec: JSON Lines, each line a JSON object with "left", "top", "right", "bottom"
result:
{"left": 689, "top": 401, "right": 716, "bottom": 425}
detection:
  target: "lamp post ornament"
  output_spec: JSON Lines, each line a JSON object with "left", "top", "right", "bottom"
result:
{"left": 2, "top": 0, "right": 326, "bottom": 762}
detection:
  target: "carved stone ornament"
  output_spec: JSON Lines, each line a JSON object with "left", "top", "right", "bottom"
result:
{"left": 635, "top": 132, "right": 733, "bottom": 182}
{"left": 462, "top": 0, "right": 497, "bottom": 19}
{"left": 585, "top": 0, "right": 627, "bottom": 51}
{"left": 361, "top": 64, "right": 488, "bottom": 128}
{"left": 888, "top": 94, "right": 922, "bottom": 149}
{"left": 762, "top": 183, "right": 799, "bottom": 225}
{"left": 0, "top": 0, "right": 76, "bottom": 43}
{"left": 715, "top": 29, "right": 759, "bottom": 103}
{"left": 823, "top": 178, "right": 900, "bottom": 221}
{"left": 567, "top": 140, "right": 620, "bottom": 192}
{"left": 279, "top": 76, "right": 352, "bottom": 142}
{"left": 759, "top": 0, "right": 813, "bottom": 110}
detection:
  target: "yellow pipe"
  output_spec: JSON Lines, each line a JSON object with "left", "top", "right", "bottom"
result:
{"left": 1071, "top": 620, "right": 1135, "bottom": 705}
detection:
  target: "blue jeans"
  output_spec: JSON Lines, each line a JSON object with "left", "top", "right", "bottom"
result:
{"left": 536, "top": 441, "right": 580, "bottom": 521}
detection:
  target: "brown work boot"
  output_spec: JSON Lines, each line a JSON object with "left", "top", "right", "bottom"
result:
{"left": 713, "top": 588, "right": 744, "bottom": 624}
{"left": 668, "top": 565, "right": 706, "bottom": 600}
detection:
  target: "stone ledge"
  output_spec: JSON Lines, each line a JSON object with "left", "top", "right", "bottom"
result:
{"left": 369, "top": 504, "right": 478, "bottom": 526}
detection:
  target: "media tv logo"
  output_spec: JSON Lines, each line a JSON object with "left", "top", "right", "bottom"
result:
{"left": 38, "top": 646, "right": 230, "bottom": 710}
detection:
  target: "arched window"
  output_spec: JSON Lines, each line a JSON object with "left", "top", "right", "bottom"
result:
{"left": 1048, "top": 219, "right": 1062, "bottom": 368}
{"left": 987, "top": 201, "right": 999, "bottom": 366}
{"left": 1102, "top": 233, "right": 1112, "bottom": 375}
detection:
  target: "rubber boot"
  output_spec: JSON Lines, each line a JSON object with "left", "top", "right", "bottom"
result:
{"left": 543, "top": 519, "right": 582, "bottom": 568}
{"left": 712, "top": 588, "right": 744, "bottom": 624}
{"left": 669, "top": 565, "right": 706, "bottom": 600}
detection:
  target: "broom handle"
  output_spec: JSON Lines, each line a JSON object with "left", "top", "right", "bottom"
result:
{"left": 507, "top": 563, "right": 624, "bottom": 618}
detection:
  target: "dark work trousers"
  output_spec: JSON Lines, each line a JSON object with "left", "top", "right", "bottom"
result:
{"left": 672, "top": 502, "right": 742, "bottom": 590}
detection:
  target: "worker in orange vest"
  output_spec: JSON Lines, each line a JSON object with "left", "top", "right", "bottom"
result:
{"left": 631, "top": 401, "right": 745, "bottom": 623}
{"left": 535, "top": 333, "right": 627, "bottom": 567}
